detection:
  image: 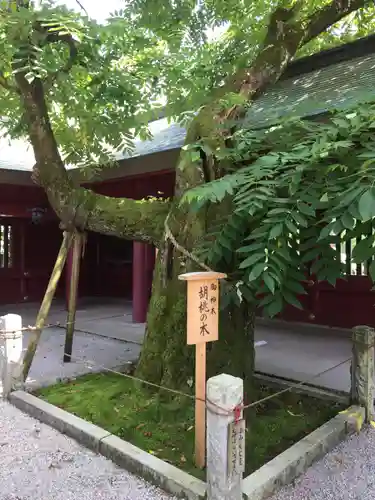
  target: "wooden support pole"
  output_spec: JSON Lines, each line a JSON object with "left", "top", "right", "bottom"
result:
{"left": 195, "top": 342, "right": 206, "bottom": 469}
{"left": 64, "top": 231, "right": 83, "bottom": 363}
{"left": 22, "top": 232, "right": 74, "bottom": 381}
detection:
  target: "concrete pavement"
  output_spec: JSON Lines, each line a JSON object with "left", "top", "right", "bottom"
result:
{"left": 254, "top": 320, "right": 351, "bottom": 393}
{"left": 0, "top": 298, "right": 354, "bottom": 393}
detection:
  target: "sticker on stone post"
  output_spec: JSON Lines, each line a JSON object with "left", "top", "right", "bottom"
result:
{"left": 227, "top": 419, "right": 245, "bottom": 476}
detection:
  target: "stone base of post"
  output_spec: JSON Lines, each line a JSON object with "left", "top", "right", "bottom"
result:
{"left": 351, "top": 325, "right": 375, "bottom": 422}
{"left": 206, "top": 373, "right": 244, "bottom": 500}
{"left": 0, "top": 314, "right": 23, "bottom": 397}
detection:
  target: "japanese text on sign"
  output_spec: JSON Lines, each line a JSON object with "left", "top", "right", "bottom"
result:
{"left": 185, "top": 278, "right": 220, "bottom": 345}
{"left": 227, "top": 419, "right": 246, "bottom": 477}
{"left": 198, "top": 283, "right": 217, "bottom": 338}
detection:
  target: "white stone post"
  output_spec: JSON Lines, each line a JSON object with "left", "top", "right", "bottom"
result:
{"left": 0, "top": 314, "right": 23, "bottom": 397}
{"left": 351, "top": 325, "right": 375, "bottom": 422}
{"left": 206, "top": 373, "right": 244, "bottom": 500}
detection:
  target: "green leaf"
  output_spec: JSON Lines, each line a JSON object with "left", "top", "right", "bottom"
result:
{"left": 284, "top": 280, "right": 307, "bottom": 295}
{"left": 285, "top": 219, "right": 298, "bottom": 234}
{"left": 276, "top": 246, "right": 291, "bottom": 262}
{"left": 248, "top": 262, "right": 266, "bottom": 282}
{"left": 267, "top": 264, "right": 283, "bottom": 284}
{"left": 269, "top": 224, "right": 283, "bottom": 240}
{"left": 268, "top": 208, "right": 288, "bottom": 216}
{"left": 237, "top": 242, "right": 264, "bottom": 253}
{"left": 369, "top": 260, "right": 375, "bottom": 282}
{"left": 311, "top": 258, "right": 325, "bottom": 274}
{"left": 259, "top": 293, "right": 275, "bottom": 307}
{"left": 297, "top": 201, "right": 315, "bottom": 217}
{"left": 301, "top": 247, "right": 321, "bottom": 263}
{"left": 282, "top": 290, "right": 303, "bottom": 309}
{"left": 348, "top": 203, "right": 362, "bottom": 221}
{"left": 337, "top": 186, "right": 364, "bottom": 209}
{"left": 268, "top": 253, "right": 286, "bottom": 269}
{"left": 263, "top": 272, "right": 276, "bottom": 294}
{"left": 341, "top": 211, "right": 355, "bottom": 230}
{"left": 287, "top": 268, "right": 306, "bottom": 282}
{"left": 358, "top": 189, "right": 375, "bottom": 222}
{"left": 352, "top": 237, "right": 375, "bottom": 263}
{"left": 318, "top": 224, "right": 333, "bottom": 241}
{"left": 264, "top": 295, "right": 283, "bottom": 318}
{"left": 239, "top": 253, "right": 264, "bottom": 269}
{"left": 291, "top": 211, "right": 308, "bottom": 228}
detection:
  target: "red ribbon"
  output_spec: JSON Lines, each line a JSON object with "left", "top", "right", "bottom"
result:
{"left": 234, "top": 404, "right": 242, "bottom": 423}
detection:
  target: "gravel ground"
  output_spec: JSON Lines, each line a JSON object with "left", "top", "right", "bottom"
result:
{"left": 269, "top": 426, "right": 375, "bottom": 500}
{"left": 0, "top": 400, "right": 176, "bottom": 500}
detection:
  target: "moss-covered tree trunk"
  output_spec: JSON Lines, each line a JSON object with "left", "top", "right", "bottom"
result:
{"left": 135, "top": 228, "right": 255, "bottom": 396}
{"left": 136, "top": 112, "right": 256, "bottom": 393}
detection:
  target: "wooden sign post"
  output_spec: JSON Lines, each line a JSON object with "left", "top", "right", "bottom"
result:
{"left": 179, "top": 271, "right": 227, "bottom": 469}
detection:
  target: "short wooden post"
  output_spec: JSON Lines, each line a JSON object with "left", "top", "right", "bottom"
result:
{"left": 179, "top": 271, "right": 226, "bottom": 469}
{"left": 64, "top": 231, "right": 84, "bottom": 362}
{"left": 206, "top": 373, "right": 244, "bottom": 500}
{"left": 351, "top": 325, "right": 375, "bottom": 422}
{"left": 0, "top": 314, "right": 23, "bottom": 397}
{"left": 22, "top": 231, "right": 74, "bottom": 381}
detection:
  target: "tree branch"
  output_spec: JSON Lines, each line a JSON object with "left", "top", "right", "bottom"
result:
{"left": 211, "top": 0, "right": 371, "bottom": 125}
{"left": 45, "top": 33, "right": 78, "bottom": 88}
{"left": 32, "top": 24, "right": 79, "bottom": 89}
{"left": 75, "top": 0, "right": 88, "bottom": 17}
{"left": 302, "top": 0, "right": 372, "bottom": 46}
{"left": 14, "top": 71, "right": 169, "bottom": 246}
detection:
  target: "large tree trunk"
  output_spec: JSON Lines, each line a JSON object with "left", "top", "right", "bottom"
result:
{"left": 136, "top": 114, "right": 256, "bottom": 391}
{"left": 136, "top": 239, "right": 255, "bottom": 396}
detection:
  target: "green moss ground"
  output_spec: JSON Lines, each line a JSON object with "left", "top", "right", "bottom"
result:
{"left": 36, "top": 372, "right": 344, "bottom": 479}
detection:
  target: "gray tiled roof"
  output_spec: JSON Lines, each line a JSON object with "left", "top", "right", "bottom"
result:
{"left": 0, "top": 118, "right": 187, "bottom": 172}
{"left": 0, "top": 136, "right": 36, "bottom": 172}
{"left": 115, "top": 119, "right": 186, "bottom": 161}
{"left": 115, "top": 51, "right": 375, "bottom": 160}
{"left": 243, "top": 52, "right": 375, "bottom": 128}
{"left": 2, "top": 46, "right": 375, "bottom": 172}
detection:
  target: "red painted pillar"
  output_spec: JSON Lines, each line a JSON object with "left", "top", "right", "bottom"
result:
{"left": 132, "top": 242, "right": 155, "bottom": 323}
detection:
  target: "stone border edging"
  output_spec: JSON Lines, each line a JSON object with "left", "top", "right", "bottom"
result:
{"left": 9, "top": 390, "right": 206, "bottom": 500}
{"left": 8, "top": 390, "right": 363, "bottom": 500}
{"left": 242, "top": 404, "right": 364, "bottom": 500}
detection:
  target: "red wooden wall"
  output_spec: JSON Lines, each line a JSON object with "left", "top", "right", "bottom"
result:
{"left": 0, "top": 184, "right": 59, "bottom": 304}
{"left": 0, "top": 170, "right": 175, "bottom": 305}
{"left": 0, "top": 184, "right": 51, "bottom": 218}
{"left": 277, "top": 277, "right": 375, "bottom": 329}
{"left": 90, "top": 169, "right": 175, "bottom": 199}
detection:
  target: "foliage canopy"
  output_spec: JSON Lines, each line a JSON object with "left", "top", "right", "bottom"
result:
{"left": 1, "top": 0, "right": 375, "bottom": 172}
{"left": 184, "top": 101, "right": 375, "bottom": 316}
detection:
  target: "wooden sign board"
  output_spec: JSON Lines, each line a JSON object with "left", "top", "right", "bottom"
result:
{"left": 227, "top": 419, "right": 246, "bottom": 476}
{"left": 179, "top": 272, "right": 227, "bottom": 345}
{"left": 179, "top": 271, "right": 227, "bottom": 469}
